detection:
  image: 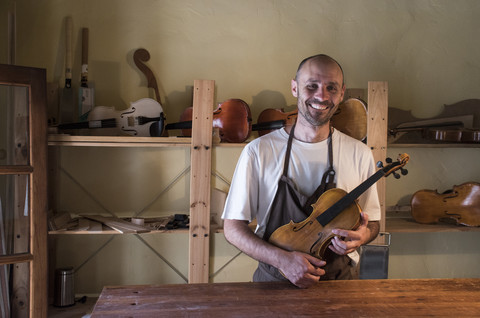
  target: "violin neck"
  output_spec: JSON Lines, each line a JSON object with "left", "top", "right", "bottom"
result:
{"left": 316, "top": 169, "right": 385, "bottom": 226}
{"left": 252, "top": 120, "right": 285, "bottom": 132}
{"left": 165, "top": 120, "right": 192, "bottom": 130}
{"left": 58, "top": 118, "right": 117, "bottom": 130}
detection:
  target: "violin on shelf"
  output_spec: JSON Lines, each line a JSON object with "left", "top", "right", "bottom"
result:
{"left": 411, "top": 182, "right": 480, "bottom": 226}
{"left": 269, "top": 153, "right": 409, "bottom": 261}
{"left": 252, "top": 98, "right": 368, "bottom": 141}
{"left": 165, "top": 99, "right": 252, "bottom": 143}
{"left": 57, "top": 98, "right": 166, "bottom": 137}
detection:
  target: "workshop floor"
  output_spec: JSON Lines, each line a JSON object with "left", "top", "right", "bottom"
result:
{"left": 48, "top": 297, "right": 97, "bottom": 318}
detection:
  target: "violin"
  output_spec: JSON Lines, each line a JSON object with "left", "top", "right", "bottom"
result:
{"left": 411, "top": 182, "right": 480, "bottom": 226}
{"left": 58, "top": 98, "right": 166, "bottom": 137}
{"left": 253, "top": 109, "right": 298, "bottom": 136}
{"left": 425, "top": 127, "right": 480, "bottom": 143}
{"left": 253, "top": 98, "right": 368, "bottom": 141}
{"left": 165, "top": 99, "right": 252, "bottom": 143}
{"left": 268, "top": 153, "right": 409, "bottom": 260}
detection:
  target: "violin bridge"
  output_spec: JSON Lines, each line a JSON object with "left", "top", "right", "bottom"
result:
{"left": 127, "top": 116, "right": 135, "bottom": 127}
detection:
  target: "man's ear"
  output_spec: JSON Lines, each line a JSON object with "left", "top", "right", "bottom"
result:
{"left": 291, "top": 79, "right": 298, "bottom": 98}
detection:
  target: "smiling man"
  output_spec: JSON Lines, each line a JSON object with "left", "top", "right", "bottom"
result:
{"left": 222, "top": 54, "right": 380, "bottom": 289}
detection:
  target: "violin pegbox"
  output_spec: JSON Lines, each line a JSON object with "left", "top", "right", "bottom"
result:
{"left": 376, "top": 153, "right": 410, "bottom": 179}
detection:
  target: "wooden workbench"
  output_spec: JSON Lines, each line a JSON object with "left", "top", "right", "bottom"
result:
{"left": 91, "top": 278, "right": 480, "bottom": 317}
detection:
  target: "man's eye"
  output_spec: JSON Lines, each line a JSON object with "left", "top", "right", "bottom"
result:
{"left": 306, "top": 84, "right": 317, "bottom": 90}
{"left": 327, "top": 85, "right": 337, "bottom": 92}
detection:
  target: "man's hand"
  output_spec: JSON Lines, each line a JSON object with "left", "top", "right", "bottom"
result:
{"left": 329, "top": 212, "right": 379, "bottom": 255}
{"left": 223, "top": 219, "right": 326, "bottom": 289}
{"left": 278, "top": 252, "right": 326, "bottom": 289}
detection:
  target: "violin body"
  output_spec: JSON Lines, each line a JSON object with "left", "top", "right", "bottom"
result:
{"left": 175, "top": 98, "right": 252, "bottom": 143}
{"left": 87, "top": 98, "right": 165, "bottom": 136}
{"left": 411, "top": 182, "right": 480, "bottom": 226}
{"left": 269, "top": 188, "right": 361, "bottom": 259}
{"left": 256, "top": 109, "right": 298, "bottom": 137}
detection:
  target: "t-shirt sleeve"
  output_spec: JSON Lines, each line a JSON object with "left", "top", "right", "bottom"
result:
{"left": 221, "top": 145, "right": 259, "bottom": 222}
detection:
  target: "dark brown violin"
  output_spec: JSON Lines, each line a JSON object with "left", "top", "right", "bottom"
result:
{"left": 253, "top": 108, "right": 298, "bottom": 136}
{"left": 165, "top": 99, "right": 252, "bottom": 143}
{"left": 253, "top": 98, "right": 368, "bottom": 141}
{"left": 411, "top": 182, "right": 480, "bottom": 226}
{"left": 269, "top": 153, "right": 409, "bottom": 260}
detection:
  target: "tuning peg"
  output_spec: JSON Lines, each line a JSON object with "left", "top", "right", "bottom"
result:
{"left": 401, "top": 168, "right": 408, "bottom": 175}
{"left": 393, "top": 172, "right": 401, "bottom": 179}
{"left": 385, "top": 157, "right": 393, "bottom": 163}
{"left": 376, "top": 161, "right": 384, "bottom": 168}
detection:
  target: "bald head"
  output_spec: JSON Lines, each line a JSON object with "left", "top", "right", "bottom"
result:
{"left": 295, "top": 54, "right": 344, "bottom": 85}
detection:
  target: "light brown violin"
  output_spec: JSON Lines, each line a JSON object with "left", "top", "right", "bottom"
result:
{"left": 269, "top": 153, "right": 409, "bottom": 260}
{"left": 411, "top": 182, "right": 480, "bottom": 226}
{"left": 253, "top": 98, "right": 368, "bottom": 141}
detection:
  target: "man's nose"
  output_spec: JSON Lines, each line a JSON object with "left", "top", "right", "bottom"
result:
{"left": 314, "top": 85, "right": 329, "bottom": 100}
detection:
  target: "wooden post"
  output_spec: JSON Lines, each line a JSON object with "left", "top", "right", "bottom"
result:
{"left": 188, "top": 80, "right": 214, "bottom": 283}
{"left": 366, "top": 81, "right": 388, "bottom": 239}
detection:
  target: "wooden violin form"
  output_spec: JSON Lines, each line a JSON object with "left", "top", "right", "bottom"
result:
{"left": 411, "top": 182, "right": 480, "bottom": 226}
{"left": 269, "top": 153, "right": 409, "bottom": 260}
{"left": 165, "top": 99, "right": 252, "bottom": 143}
{"left": 253, "top": 98, "right": 368, "bottom": 141}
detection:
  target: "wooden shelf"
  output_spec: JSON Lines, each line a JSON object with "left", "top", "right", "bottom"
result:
{"left": 48, "top": 134, "right": 192, "bottom": 147}
{"left": 48, "top": 228, "right": 190, "bottom": 235}
{"left": 386, "top": 217, "right": 480, "bottom": 233}
{"left": 389, "top": 143, "right": 480, "bottom": 148}
{"left": 47, "top": 134, "right": 249, "bottom": 148}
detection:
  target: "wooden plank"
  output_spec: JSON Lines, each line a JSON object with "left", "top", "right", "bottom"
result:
{"left": 188, "top": 80, "right": 214, "bottom": 283}
{"left": 91, "top": 279, "right": 480, "bottom": 317}
{"left": 367, "top": 82, "right": 388, "bottom": 241}
{"left": 47, "top": 134, "right": 191, "bottom": 147}
{"left": 81, "top": 215, "right": 150, "bottom": 234}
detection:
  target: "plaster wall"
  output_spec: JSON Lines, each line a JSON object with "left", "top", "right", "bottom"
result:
{"left": 2, "top": 0, "right": 479, "bottom": 294}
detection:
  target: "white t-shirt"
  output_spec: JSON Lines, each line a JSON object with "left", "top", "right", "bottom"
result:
{"left": 222, "top": 128, "right": 381, "bottom": 239}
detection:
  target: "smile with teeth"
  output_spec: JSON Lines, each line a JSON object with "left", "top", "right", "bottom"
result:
{"left": 308, "top": 102, "right": 329, "bottom": 110}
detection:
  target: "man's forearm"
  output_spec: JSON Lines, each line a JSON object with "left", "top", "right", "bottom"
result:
{"left": 223, "top": 219, "right": 287, "bottom": 269}
{"left": 365, "top": 221, "right": 380, "bottom": 245}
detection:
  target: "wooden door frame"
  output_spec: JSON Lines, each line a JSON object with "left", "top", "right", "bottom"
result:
{"left": 0, "top": 64, "right": 48, "bottom": 317}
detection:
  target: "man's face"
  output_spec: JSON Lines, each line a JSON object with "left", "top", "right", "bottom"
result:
{"left": 291, "top": 58, "right": 345, "bottom": 127}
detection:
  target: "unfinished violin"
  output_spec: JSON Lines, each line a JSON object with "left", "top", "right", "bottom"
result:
{"left": 253, "top": 98, "right": 368, "bottom": 141}
{"left": 269, "top": 153, "right": 409, "bottom": 260}
{"left": 411, "top": 182, "right": 480, "bottom": 226}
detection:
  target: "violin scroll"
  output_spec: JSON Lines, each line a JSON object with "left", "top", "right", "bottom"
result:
{"left": 376, "top": 153, "right": 409, "bottom": 179}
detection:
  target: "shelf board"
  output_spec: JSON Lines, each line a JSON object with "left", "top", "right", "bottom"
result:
{"left": 48, "top": 228, "right": 190, "bottom": 235}
{"left": 386, "top": 217, "right": 480, "bottom": 233}
{"left": 48, "top": 134, "right": 192, "bottom": 147}
{"left": 389, "top": 143, "right": 480, "bottom": 148}
{"left": 47, "top": 134, "right": 250, "bottom": 148}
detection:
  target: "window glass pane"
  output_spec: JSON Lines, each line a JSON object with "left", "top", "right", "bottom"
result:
{"left": 0, "top": 85, "right": 30, "bottom": 166}
{"left": 0, "top": 174, "right": 30, "bottom": 256}
{"left": 0, "top": 262, "right": 30, "bottom": 317}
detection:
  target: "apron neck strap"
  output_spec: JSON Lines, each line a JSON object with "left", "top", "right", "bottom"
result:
{"left": 283, "top": 124, "right": 334, "bottom": 178}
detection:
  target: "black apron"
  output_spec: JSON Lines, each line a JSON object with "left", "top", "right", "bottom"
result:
{"left": 253, "top": 124, "right": 358, "bottom": 282}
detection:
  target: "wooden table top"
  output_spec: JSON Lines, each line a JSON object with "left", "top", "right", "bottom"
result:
{"left": 91, "top": 278, "right": 480, "bottom": 317}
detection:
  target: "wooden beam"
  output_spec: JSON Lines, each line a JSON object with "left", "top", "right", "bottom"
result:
{"left": 367, "top": 81, "right": 388, "bottom": 238}
{"left": 188, "top": 80, "right": 214, "bottom": 283}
